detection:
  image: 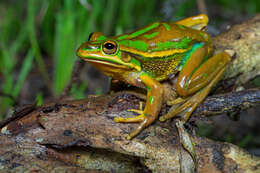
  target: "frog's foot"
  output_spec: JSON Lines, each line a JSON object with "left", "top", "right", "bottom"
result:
{"left": 114, "top": 113, "right": 151, "bottom": 140}
{"left": 167, "top": 97, "right": 187, "bottom": 106}
{"left": 160, "top": 91, "right": 201, "bottom": 122}
{"left": 127, "top": 101, "right": 143, "bottom": 114}
{"left": 175, "top": 119, "right": 196, "bottom": 164}
{"left": 126, "top": 109, "right": 144, "bottom": 115}
{"left": 114, "top": 113, "right": 145, "bottom": 123}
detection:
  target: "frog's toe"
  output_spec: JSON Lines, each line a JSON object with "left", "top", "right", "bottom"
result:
{"left": 167, "top": 97, "right": 187, "bottom": 106}
{"left": 127, "top": 109, "right": 144, "bottom": 114}
{"left": 114, "top": 114, "right": 151, "bottom": 139}
{"left": 114, "top": 114, "right": 145, "bottom": 123}
{"left": 127, "top": 119, "right": 148, "bottom": 139}
{"left": 160, "top": 92, "right": 201, "bottom": 122}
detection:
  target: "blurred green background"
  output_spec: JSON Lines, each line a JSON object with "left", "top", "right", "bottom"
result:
{"left": 0, "top": 0, "right": 259, "bottom": 154}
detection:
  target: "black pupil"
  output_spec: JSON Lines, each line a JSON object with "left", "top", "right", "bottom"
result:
{"left": 104, "top": 43, "right": 115, "bottom": 49}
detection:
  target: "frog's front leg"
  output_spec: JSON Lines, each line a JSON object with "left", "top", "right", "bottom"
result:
{"left": 114, "top": 73, "right": 163, "bottom": 140}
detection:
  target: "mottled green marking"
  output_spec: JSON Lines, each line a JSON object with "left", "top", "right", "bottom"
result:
{"left": 177, "top": 24, "right": 185, "bottom": 29}
{"left": 119, "top": 40, "right": 149, "bottom": 51}
{"left": 97, "top": 35, "right": 107, "bottom": 41}
{"left": 203, "top": 73, "right": 207, "bottom": 79}
{"left": 140, "top": 71, "right": 153, "bottom": 78}
{"left": 179, "top": 42, "right": 204, "bottom": 70}
{"left": 211, "top": 66, "right": 216, "bottom": 72}
{"left": 217, "top": 60, "right": 223, "bottom": 66}
{"left": 149, "top": 96, "right": 154, "bottom": 104}
{"left": 144, "top": 32, "right": 159, "bottom": 39}
{"left": 200, "top": 32, "right": 204, "bottom": 38}
{"left": 163, "top": 23, "right": 171, "bottom": 31}
{"left": 117, "top": 22, "right": 160, "bottom": 41}
{"left": 200, "top": 32, "right": 209, "bottom": 40}
{"left": 130, "top": 57, "right": 141, "bottom": 68}
{"left": 146, "top": 86, "right": 151, "bottom": 92}
{"left": 152, "top": 37, "right": 191, "bottom": 51}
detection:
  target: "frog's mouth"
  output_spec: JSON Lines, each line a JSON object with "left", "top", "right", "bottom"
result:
{"left": 82, "top": 58, "right": 130, "bottom": 69}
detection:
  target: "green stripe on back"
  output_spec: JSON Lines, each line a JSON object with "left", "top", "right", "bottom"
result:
{"left": 119, "top": 40, "right": 149, "bottom": 51}
{"left": 151, "top": 37, "right": 192, "bottom": 51}
{"left": 117, "top": 22, "right": 160, "bottom": 40}
{"left": 144, "top": 32, "right": 159, "bottom": 39}
{"left": 162, "top": 23, "right": 171, "bottom": 31}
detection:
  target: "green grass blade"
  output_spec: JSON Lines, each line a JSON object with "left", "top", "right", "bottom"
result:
{"left": 27, "top": 0, "right": 52, "bottom": 94}
{"left": 53, "top": 0, "right": 76, "bottom": 95}
{"left": 13, "top": 49, "right": 34, "bottom": 98}
{"left": 102, "top": 0, "right": 118, "bottom": 34}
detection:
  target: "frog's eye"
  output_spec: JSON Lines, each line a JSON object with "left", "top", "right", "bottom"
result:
{"left": 102, "top": 40, "right": 118, "bottom": 55}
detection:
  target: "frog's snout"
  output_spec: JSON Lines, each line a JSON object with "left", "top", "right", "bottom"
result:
{"left": 77, "top": 43, "right": 98, "bottom": 57}
{"left": 76, "top": 43, "right": 86, "bottom": 57}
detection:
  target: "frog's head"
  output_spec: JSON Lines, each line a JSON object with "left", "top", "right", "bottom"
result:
{"left": 77, "top": 32, "right": 141, "bottom": 76}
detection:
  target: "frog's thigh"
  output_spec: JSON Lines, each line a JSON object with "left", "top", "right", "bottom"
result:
{"left": 160, "top": 52, "right": 231, "bottom": 122}
{"left": 187, "top": 52, "right": 230, "bottom": 94}
{"left": 176, "top": 44, "right": 208, "bottom": 96}
{"left": 177, "top": 52, "right": 231, "bottom": 97}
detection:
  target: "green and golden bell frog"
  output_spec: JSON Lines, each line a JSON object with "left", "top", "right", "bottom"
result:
{"left": 77, "top": 14, "right": 231, "bottom": 140}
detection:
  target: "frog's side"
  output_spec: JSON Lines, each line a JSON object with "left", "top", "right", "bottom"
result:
{"left": 77, "top": 14, "right": 231, "bottom": 140}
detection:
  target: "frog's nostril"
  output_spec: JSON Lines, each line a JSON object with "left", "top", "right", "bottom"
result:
{"left": 84, "top": 45, "right": 91, "bottom": 50}
{"left": 78, "top": 43, "right": 100, "bottom": 54}
{"left": 79, "top": 44, "right": 91, "bottom": 51}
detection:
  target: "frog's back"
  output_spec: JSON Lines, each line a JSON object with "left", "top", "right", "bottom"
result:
{"left": 115, "top": 22, "right": 209, "bottom": 58}
{"left": 114, "top": 22, "right": 209, "bottom": 81}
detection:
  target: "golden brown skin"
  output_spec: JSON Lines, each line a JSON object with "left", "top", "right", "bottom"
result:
{"left": 77, "top": 14, "right": 231, "bottom": 142}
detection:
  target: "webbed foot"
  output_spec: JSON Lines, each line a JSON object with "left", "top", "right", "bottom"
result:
{"left": 160, "top": 90, "right": 202, "bottom": 122}
{"left": 114, "top": 111, "right": 150, "bottom": 140}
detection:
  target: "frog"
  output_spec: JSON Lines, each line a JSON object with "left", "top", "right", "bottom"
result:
{"left": 77, "top": 14, "right": 231, "bottom": 146}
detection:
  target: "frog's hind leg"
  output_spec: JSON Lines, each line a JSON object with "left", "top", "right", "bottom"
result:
{"left": 160, "top": 52, "right": 230, "bottom": 166}
{"left": 175, "top": 14, "right": 208, "bottom": 30}
{"left": 160, "top": 52, "right": 231, "bottom": 122}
